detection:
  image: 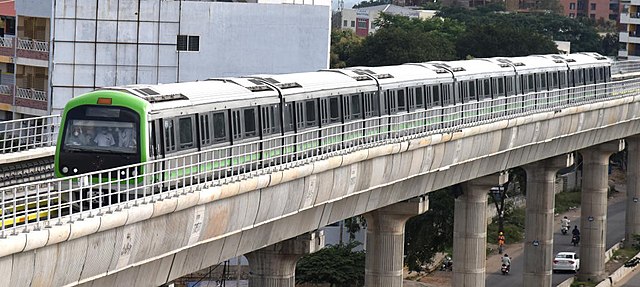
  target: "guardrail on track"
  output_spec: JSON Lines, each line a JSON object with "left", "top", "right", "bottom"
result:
{"left": 2, "top": 78, "right": 640, "bottom": 237}
{"left": 0, "top": 115, "right": 59, "bottom": 154}
{"left": 612, "top": 60, "right": 640, "bottom": 75}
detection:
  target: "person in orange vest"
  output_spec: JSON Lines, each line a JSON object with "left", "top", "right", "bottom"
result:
{"left": 498, "top": 231, "right": 506, "bottom": 254}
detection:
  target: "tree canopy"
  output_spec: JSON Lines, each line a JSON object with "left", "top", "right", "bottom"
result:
{"left": 296, "top": 241, "right": 365, "bottom": 287}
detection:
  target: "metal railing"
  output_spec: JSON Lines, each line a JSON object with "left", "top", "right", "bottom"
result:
{"left": 2, "top": 78, "right": 640, "bottom": 236}
{"left": 0, "top": 37, "right": 13, "bottom": 48}
{"left": 0, "top": 85, "right": 11, "bottom": 95}
{"left": 0, "top": 115, "right": 59, "bottom": 154}
{"left": 612, "top": 60, "right": 640, "bottom": 75}
{"left": 15, "top": 87, "right": 47, "bottom": 101}
{"left": 17, "top": 38, "right": 49, "bottom": 53}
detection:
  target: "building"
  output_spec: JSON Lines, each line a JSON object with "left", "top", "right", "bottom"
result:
{"left": 335, "top": 4, "right": 435, "bottom": 36}
{"left": 619, "top": 0, "right": 640, "bottom": 59}
{"left": 0, "top": 0, "right": 331, "bottom": 120}
{"left": 558, "top": 0, "right": 620, "bottom": 21}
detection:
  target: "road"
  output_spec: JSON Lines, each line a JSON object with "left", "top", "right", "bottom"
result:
{"left": 486, "top": 198, "right": 626, "bottom": 287}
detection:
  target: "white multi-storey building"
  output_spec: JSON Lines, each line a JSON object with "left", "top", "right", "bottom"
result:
{"left": 619, "top": 0, "right": 640, "bottom": 59}
{"left": 0, "top": 0, "right": 331, "bottom": 119}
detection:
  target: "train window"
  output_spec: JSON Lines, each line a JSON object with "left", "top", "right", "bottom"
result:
{"left": 260, "top": 105, "right": 282, "bottom": 135}
{"left": 605, "top": 67, "right": 611, "bottom": 82}
{"left": 244, "top": 108, "right": 257, "bottom": 138}
{"left": 497, "top": 78, "right": 505, "bottom": 97}
{"left": 539, "top": 73, "right": 547, "bottom": 90}
{"left": 295, "top": 102, "right": 304, "bottom": 130}
{"left": 482, "top": 79, "right": 490, "bottom": 99}
{"left": 164, "top": 119, "right": 176, "bottom": 152}
{"left": 527, "top": 75, "right": 535, "bottom": 93}
{"left": 212, "top": 112, "right": 227, "bottom": 143}
{"left": 384, "top": 90, "right": 397, "bottom": 114}
{"left": 469, "top": 81, "right": 477, "bottom": 101}
{"left": 329, "top": 97, "right": 341, "bottom": 123}
{"left": 432, "top": 85, "right": 441, "bottom": 106}
{"left": 305, "top": 100, "right": 317, "bottom": 127}
{"left": 283, "top": 103, "right": 294, "bottom": 132}
{"left": 587, "top": 68, "right": 595, "bottom": 84}
{"left": 559, "top": 72, "right": 567, "bottom": 88}
{"left": 415, "top": 87, "right": 424, "bottom": 109}
{"left": 551, "top": 72, "right": 559, "bottom": 89}
{"left": 397, "top": 89, "right": 406, "bottom": 112}
{"left": 200, "top": 114, "right": 211, "bottom": 146}
{"left": 351, "top": 94, "right": 362, "bottom": 119}
{"left": 178, "top": 117, "right": 194, "bottom": 149}
{"left": 576, "top": 69, "right": 585, "bottom": 85}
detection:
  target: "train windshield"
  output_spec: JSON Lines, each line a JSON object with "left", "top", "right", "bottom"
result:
{"left": 62, "top": 106, "right": 139, "bottom": 154}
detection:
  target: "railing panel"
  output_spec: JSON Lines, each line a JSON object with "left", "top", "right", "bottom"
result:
{"left": 17, "top": 38, "right": 49, "bottom": 53}
{"left": 0, "top": 115, "right": 60, "bottom": 154}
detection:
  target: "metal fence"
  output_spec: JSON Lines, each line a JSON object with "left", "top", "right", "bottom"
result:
{"left": 1, "top": 77, "right": 640, "bottom": 236}
{"left": 0, "top": 115, "right": 60, "bottom": 154}
{"left": 612, "top": 60, "right": 640, "bottom": 75}
{"left": 0, "top": 37, "right": 13, "bottom": 48}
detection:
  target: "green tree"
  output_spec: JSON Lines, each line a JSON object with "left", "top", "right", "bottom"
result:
{"left": 600, "top": 33, "right": 619, "bottom": 56}
{"left": 404, "top": 188, "right": 455, "bottom": 272}
{"left": 296, "top": 241, "right": 365, "bottom": 287}
{"left": 352, "top": 0, "right": 391, "bottom": 8}
{"left": 456, "top": 24, "right": 558, "bottom": 59}
{"left": 331, "top": 29, "right": 364, "bottom": 68}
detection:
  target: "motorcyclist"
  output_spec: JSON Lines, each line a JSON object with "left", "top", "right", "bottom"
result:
{"left": 572, "top": 225, "right": 580, "bottom": 236}
{"left": 501, "top": 254, "right": 511, "bottom": 271}
{"left": 561, "top": 216, "right": 571, "bottom": 231}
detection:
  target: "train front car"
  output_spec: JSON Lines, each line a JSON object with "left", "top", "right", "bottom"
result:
{"left": 55, "top": 90, "right": 148, "bottom": 179}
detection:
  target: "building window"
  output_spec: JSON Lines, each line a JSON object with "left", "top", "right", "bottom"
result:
{"left": 357, "top": 19, "right": 367, "bottom": 28}
{"left": 177, "top": 35, "right": 200, "bottom": 51}
{"left": 343, "top": 20, "right": 347, "bottom": 26}
{"left": 590, "top": 13, "right": 595, "bottom": 18}
{"left": 590, "top": 3, "right": 596, "bottom": 10}
{"left": 351, "top": 21, "right": 355, "bottom": 27}
{"left": 569, "top": 13, "right": 575, "bottom": 17}
{"left": 569, "top": 3, "right": 575, "bottom": 9}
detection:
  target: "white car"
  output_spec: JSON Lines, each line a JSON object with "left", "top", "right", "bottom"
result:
{"left": 553, "top": 252, "right": 580, "bottom": 272}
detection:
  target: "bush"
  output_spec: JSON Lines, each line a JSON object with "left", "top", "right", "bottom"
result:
{"left": 555, "top": 191, "right": 581, "bottom": 214}
{"left": 487, "top": 207, "right": 525, "bottom": 244}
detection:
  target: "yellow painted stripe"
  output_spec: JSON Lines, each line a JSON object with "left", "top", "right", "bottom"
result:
{"left": 1, "top": 198, "right": 59, "bottom": 215}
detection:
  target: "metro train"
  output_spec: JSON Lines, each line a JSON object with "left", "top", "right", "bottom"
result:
{"left": 54, "top": 52, "right": 612, "bottom": 185}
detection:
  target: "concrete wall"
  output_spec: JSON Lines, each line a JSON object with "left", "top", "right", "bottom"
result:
{"left": 16, "top": 0, "right": 52, "bottom": 18}
{"left": 3, "top": 96, "right": 640, "bottom": 286}
{"left": 49, "top": 0, "right": 330, "bottom": 113}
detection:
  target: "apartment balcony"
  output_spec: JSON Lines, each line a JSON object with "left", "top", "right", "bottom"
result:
{"left": 0, "top": 37, "right": 13, "bottom": 58}
{"left": 621, "top": 31, "right": 630, "bottom": 42}
{"left": 16, "top": 38, "right": 49, "bottom": 62}
{"left": 15, "top": 87, "right": 47, "bottom": 111}
{"left": 621, "top": 13, "right": 640, "bottom": 24}
{"left": 0, "top": 84, "right": 12, "bottom": 106}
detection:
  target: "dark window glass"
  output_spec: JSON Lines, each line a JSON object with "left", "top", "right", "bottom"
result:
{"left": 469, "top": 81, "right": 476, "bottom": 100}
{"left": 164, "top": 119, "right": 175, "bottom": 152}
{"left": 415, "top": 87, "right": 424, "bottom": 108}
{"left": 482, "top": 79, "right": 490, "bottom": 98}
{"left": 177, "top": 35, "right": 188, "bottom": 51}
{"left": 397, "top": 89, "right": 406, "bottom": 111}
{"left": 283, "top": 103, "right": 294, "bottom": 132}
{"left": 212, "top": 112, "right": 227, "bottom": 142}
{"left": 178, "top": 117, "right": 194, "bottom": 149}
{"left": 188, "top": 36, "right": 199, "bottom": 51}
{"left": 305, "top": 100, "right": 316, "bottom": 127}
{"left": 329, "top": 97, "right": 340, "bottom": 122}
{"left": 540, "top": 73, "right": 547, "bottom": 89}
{"left": 497, "top": 78, "right": 505, "bottom": 95}
{"left": 244, "top": 108, "right": 256, "bottom": 137}
{"left": 432, "top": 85, "right": 440, "bottom": 104}
{"left": 528, "top": 75, "right": 535, "bottom": 92}
{"left": 232, "top": 111, "right": 241, "bottom": 140}
{"left": 351, "top": 95, "right": 361, "bottom": 118}
{"left": 200, "top": 114, "right": 210, "bottom": 146}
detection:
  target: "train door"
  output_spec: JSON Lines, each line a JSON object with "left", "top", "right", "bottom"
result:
{"left": 198, "top": 111, "right": 231, "bottom": 180}
{"left": 320, "top": 96, "right": 343, "bottom": 153}
{"left": 230, "top": 107, "right": 260, "bottom": 174}
{"left": 407, "top": 85, "right": 426, "bottom": 134}
{"left": 260, "top": 104, "right": 282, "bottom": 166}
{"left": 343, "top": 93, "right": 363, "bottom": 147}
{"left": 294, "top": 99, "right": 319, "bottom": 160}
{"left": 426, "top": 84, "right": 443, "bottom": 131}
{"left": 363, "top": 91, "right": 381, "bottom": 142}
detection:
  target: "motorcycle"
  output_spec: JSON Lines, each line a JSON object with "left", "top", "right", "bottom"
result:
{"left": 501, "top": 264, "right": 510, "bottom": 275}
{"left": 561, "top": 226, "right": 568, "bottom": 235}
{"left": 572, "top": 234, "right": 580, "bottom": 246}
{"left": 440, "top": 256, "right": 453, "bottom": 272}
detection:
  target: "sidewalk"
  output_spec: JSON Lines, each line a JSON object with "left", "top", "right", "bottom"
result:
{"left": 410, "top": 178, "right": 627, "bottom": 287}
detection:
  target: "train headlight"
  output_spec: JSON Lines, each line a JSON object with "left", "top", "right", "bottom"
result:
{"left": 73, "top": 168, "right": 78, "bottom": 173}
{"left": 62, "top": 166, "right": 69, "bottom": 174}
{"left": 121, "top": 170, "right": 126, "bottom": 176}
{"left": 131, "top": 169, "right": 137, "bottom": 176}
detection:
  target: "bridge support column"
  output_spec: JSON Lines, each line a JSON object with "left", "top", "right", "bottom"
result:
{"left": 363, "top": 196, "right": 429, "bottom": 287}
{"left": 626, "top": 136, "right": 640, "bottom": 244}
{"left": 522, "top": 154, "right": 574, "bottom": 287}
{"left": 246, "top": 231, "right": 324, "bottom": 287}
{"left": 453, "top": 172, "right": 508, "bottom": 287}
{"left": 578, "top": 140, "right": 624, "bottom": 283}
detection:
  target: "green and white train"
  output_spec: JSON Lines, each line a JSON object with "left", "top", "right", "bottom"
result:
{"left": 55, "top": 52, "right": 611, "bottom": 186}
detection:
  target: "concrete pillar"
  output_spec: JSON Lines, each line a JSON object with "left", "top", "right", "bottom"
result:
{"left": 453, "top": 172, "right": 508, "bottom": 287}
{"left": 522, "top": 154, "right": 574, "bottom": 287}
{"left": 363, "top": 196, "right": 429, "bottom": 287}
{"left": 626, "top": 136, "right": 640, "bottom": 244}
{"left": 578, "top": 140, "right": 624, "bottom": 283}
{"left": 246, "top": 231, "right": 325, "bottom": 287}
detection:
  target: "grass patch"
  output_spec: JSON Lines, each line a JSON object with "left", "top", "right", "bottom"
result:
{"left": 612, "top": 248, "right": 638, "bottom": 262}
{"left": 487, "top": 207, "right": 525, "bottom": 244}
{"left": 555, "top": 191, "right": 581, "bottom": 214}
